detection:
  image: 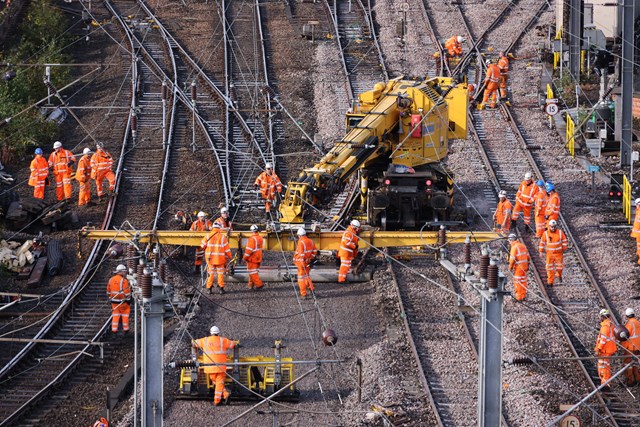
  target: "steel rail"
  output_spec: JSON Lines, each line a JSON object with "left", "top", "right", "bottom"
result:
{"left": 323, "top": 0, "right": 354, "bottom": 101}
{"left": 416, "top": 0, "right": 448, "bottom": 76}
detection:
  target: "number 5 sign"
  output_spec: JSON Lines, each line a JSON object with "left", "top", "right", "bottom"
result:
{"left": 560, "top": 415, "right": 580, "bottom": 427}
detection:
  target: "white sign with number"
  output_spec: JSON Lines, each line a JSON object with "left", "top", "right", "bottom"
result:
{"left": 545, "top": 103, "right": 559, "bottom": 116}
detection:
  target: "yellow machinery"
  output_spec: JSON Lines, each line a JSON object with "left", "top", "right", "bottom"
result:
{"left": 176, "top": 340, "right": 299, "bottom": 401}
{"left": 279, "top": 76, "right": 468, "bottom": 229}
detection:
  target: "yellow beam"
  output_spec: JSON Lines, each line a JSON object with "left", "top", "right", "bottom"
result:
{"left": 81, "top": 230, "right": 501, "bottom": 251}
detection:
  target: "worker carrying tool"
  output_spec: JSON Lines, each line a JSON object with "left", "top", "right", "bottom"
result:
{"left": 631, "top": 198, "right": 640, "bottom": 265}
{"left": 544, "top": 182, "right": 560, "bottom": 227}
{"left": 190, "top": 211, "right": 212, "bottom": 274}
{"left": 493, "top": 190, "right": 512, "bottom": 233}
{"left": 243, "top": 224, "right": 264, "bottom": 290}
{"left": 622, "top": 307, "right": 640, "bottom": 386}
{"left": 48, "top": 141, "right": 75, "bottom": 201}
{"left": 511, "top": 172, "right": 537, "bottom": 232}
{"left": 533, "top": 179, "right": 548, "bottom": 238}
{"left": 214, "top": 207, "right": 233, "bottom": 231}
{"left": 29, "top": 148, "right": 49, "bottom": 199}
{"left": 106, "top": 264, "right": 131, "bottom": 334}
{"left": 201, "top": 222, "right": 232, "bottom": 294}
{"left": 254, "top": 162, "right": 283, "bottom": 217}
{"left": 76, "top": 148, "right": 92, "bottom": 207}
{"left": 479, "top": 59, "right": 501, "bottom": 110}
{"left": 538, "top": 220, "right": 568, "bottom": 285}
{"left": 293, "top": 227, "right": 317, "bottom": 299}
{"left": 497, "top": 51, "right": 511, "bottom": 103}
{"left": 338, "top": 219, "right": 361, "bottom": 283}
{"left": 508, "top": 234, "right": 530, "bottom": 301}
{"left": 594, "top": 308, "right": 617, "bottom": 391}
{"left": 192, "top": 326, "right": 237, "bottom": 406}
{"left": 444, "top": 36, "right": 465, "bottom": 58}
{"left": 90, "top": 142, "right": 116, "bottom": 202}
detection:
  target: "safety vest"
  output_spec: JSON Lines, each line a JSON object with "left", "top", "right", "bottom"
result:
{"left": 539, "top": 228, "right": 568, "bottom": 254}
{"left": 485, "top": 64, "right": 501, "bottom": 83}
{"left": 255, "top": 171, "right": 282, "bottom": 197}
{"left": 28, "top": 155, "right": 49, "bottom": 186}
{"left": 631, "top": 207, "right": 640, "bottom": 238}
{"left": 193, "top": 335, "right": 236, "bottom": 374}
{"left": 545, "top": 192, "right": 560, "bottom": 220}
{"left": 92, "top": 417, "right": 109, "bottom": 427}
{"left": 534, "top": 190, "right": 548, "bottom": 218}
{"left": 495, "top": 199, "right": 512, "bottom": 224}
{"left": 624, "top": 317, "right": 640, "bottom": 353}
{"left": 90, "top": 149, "right": 114, "bottom": 174}
{"left": 214, "top": 216, "right": 232, "bottom": 232}
{"left": 294, "top": 236, "right": 317, "bottom": 264}
{"left": 243, "top": 233, "right": 263, "bottom": 264}
{"left": 75, "top": 155, "right": 91, "bottom": 182}
{"left": 338, "top": 225, "right": 359, "bottom": 260}
{"left": 509, "top": 241, "right": 530, "bottom": 269}
{"left": 498, "top": 56, "right": 509, "bottom": 76}
{"left": 595, "top": 318, "right": 617, "bottom": 356}
{"left": 202, "top": 229, "right": 231, "bottom": 265}
{"left": 107, "top": 274, "right": 131, "bottom": 303}
{"left": 190, "top": 219, "right": 212, "bottom": 232}
{"left": 515, "top": 180, "right": 537, "bottom": 207}
{"left": 444, "top": 37, "right": 462, "bottom": 56}
{"left": 48, "top": 148, "right": 75, "bottom": 175}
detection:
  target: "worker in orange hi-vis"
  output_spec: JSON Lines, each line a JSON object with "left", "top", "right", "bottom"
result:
{"left": 631, "top": 198, "right": 640, "bottom": 265}
{"left": 338, "top": 219, "right": 361, "bottom": 283}
{"left": 511, "top": 172, "right": 538, "bottom": 232}
{"left": 243, "top": 224, "right": 264, "bottom": 290}
{"left": 622, "top": 307, "right": 640, "bottom": 386}
{"left": 479, "top": 59, "right": 501, "bottom": 109}
{"left": 192, "top": 326, "right": 237, "bottom": 406}
{"left": 90, "top": 142, "right": 116, "bottom": 202}
{"left": 533, "top": 179, "right": 548, "bottom": 238}
{"left": 106, "top": 264, "right": 131, "bottom": 334}
{"left": 544, "top": 181, "right": 560, "bottom": 227}
{"left": 493, "top": 190, "right": 512, "bottom": 234}
{"left": 75, "top": 148, "right": 92, "bottom": 207}
{"left": 91, "top": 417, "right": 109, "bottom": 427}
{"left": 538, "top": 220, "right": 568, "bottom": 286}
{"left": 594, "top": 308, "right": 617, "bottom": 391}
{"left": 48, "top": 141, "right": 75, "bottom": 201}
{"left": 507, "top": 234, "right": 530, "bottom": 301}
{"left": 293, "top": 227, "right": 317, "bottom": 299}
{"left": 254, "top": 162, "right": 283, "bottom": 218}
{"left": 29, "top": 148, "right": 49, "bottom": 199}
{"left": 214, "top": 206, "right": 233, "bottom": 232}
{"left": 202, "top": 222, "right": 232, "bottom": 294}
{"left": 444, "top": 36, "right": 465, "bottom": 57}
{"left": 497, "top": 51, "right": 510, "bottom": 102}
{"left": 190, "top": 211, "right": 212, "bottom": 274}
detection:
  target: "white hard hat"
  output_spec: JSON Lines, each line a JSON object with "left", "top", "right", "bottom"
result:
{"left": 116, "top": 264, "right": 127, "bottom": 273}
{"left": 498, "top": 190, "right": 507, "bottom": 198}
{"left": 83, "top": 147, "right": 91, "bottom": 155}
{"left": 210, "top": 326, "right": 220, "bottom": 335}
{"left": 599, "top": 308, "right": 610, "bottom": 317}
{"left": 220, "top": 207, "right": 228, "bottom": 214}
{"left": 548, "top": 220, "right": 557, "bottom": 227}
{"left": 457, "top": 36, "right": 465, "bottom": 43}
{"left": 265, "top": 162, "right": 273, "bottom": 169}
{"left": 212, "top": 222, "right": 221, "bottom": 229}
{"left": 635, "top": 198, "right": 640, "bottom": 206}
{"left": 507, "top": 233, "right": 517, "bottom": 241}
{"left": 524, "top": 172, "right": 532, "bottom": 180}
{"left": 96, "top": 141, "right": 104, "bottom": 149}
{"left": 626, "top": 308, "right": 635, "bottom": 317}
{"left": 197, "top": 211, "right": 206, "bottom": 218}
{"left": 350, "top": 219, "right": 361, "bottom": 228}
{"left": 486, "top": 58, "right": 493, "bottom": 65}
{"left": 297, "top": 227, "right": 306, "bottom": 236}
{"left": 53, "top": 141, "right": 62, "bottom": 149}
{"left": 250, "top": 224, "right": 259, "bottom": 232}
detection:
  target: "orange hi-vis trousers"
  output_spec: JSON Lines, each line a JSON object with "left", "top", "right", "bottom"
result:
{"left": 635, "top": 237, "right": 640, "bottom": 264}
{"left": 545, "top": 252, "right": 564, "bottom": 285}
{"left": 209, "top": 372, "right": 230, "bottom": 405}
{"left": 95, "top": 170, "right": 116, "bottom": 197}
{"left": 338, "top": 258, "right": 352, "bottom": 283}
{"left": 512, "top": 201, "right": 533, "bottom": 225}
{"left": 535, "top": 215, "right": 546, "bottom": 238}
{"left": 624, "top": 350, "right": 640, "bottom": 385}
{"left": 206, "top": 264, "right": 226, "bottom": 289}
{"left": 482, "top": 83, "right": 499, "bottom": 107}
{"left": 33, "top": 179, "right": 46, "bottom": 199}
{"left": 246, "top": 261, "right": 263, "bottom": 288}
{"left": 295, "top": 261, "right": 314, "bottom": 297}
{"left": 54, "top": 173, "right": 73, "bottom": 201}
{"left": 78, "top": 180, "right": 90, "bottom": 206}
{"left": 598, "top": 355, "right": 614, "bottom": 385}
{"left": 513, "top": 266, "right": 528, "bottom": 301}
{"left": 111, "top": 301, "right": 130, "bottom": 332}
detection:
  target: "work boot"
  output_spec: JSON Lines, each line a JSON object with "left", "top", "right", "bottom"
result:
{"left": 556, "top": 276, "right": 563, "bottom": 285}
{"left": 98, "top": 196, "right": 104, "bottom": 203}
{"left": 208, "top": 287, "right": 213, "bottom": 295}
{"left": 218, "top": 286, "right": 225, "bottom": 295}
{"left": 248, "top": 282, "right": 254, "bottom": 290}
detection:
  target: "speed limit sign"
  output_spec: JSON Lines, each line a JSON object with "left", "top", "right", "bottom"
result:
{"left": 545, "top": 103, "right": 559, "bottom": 116}
{"left": 560, "top": 415, "right": 580, "bottom": 427}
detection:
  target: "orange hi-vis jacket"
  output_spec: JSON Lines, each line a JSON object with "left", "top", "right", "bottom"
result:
{"left": 631, "top": 207, "right": 640, "bottom": 238}
{"left": 534, "top": 190, "right": 548, "bottom": 218}
{"left": 255, "top": 171, "right": 282, "bottom": 199}
{"left": 75, "top": 154, "right": 91, "bottom": 182}
{"left": 106, "top": 274, "right": 131, "bottom": 303}
{"left": 498, "top": 55, "right": 509, "bottom": 76}
{"left": 338, "top": 225, "right": 359, "bottom": 260}
{"left": 545, "top": 192, "right": 561, "bottom": 220}
{"left": 29, "top": 155, "right": 49, "bottom": 185}
{"left": 623, "top": 317, "right": 640, "bottom": 353}
{"left": 494, "top": 199, "right": 512, "bottom": 228}
{"left": 595, "top": 318, "right": 617, "bottom": 356}
{"left": 509, "top": 241, "right": 530, "bottom": 270}
{"left": 90, "top": 149, "right": 114, "bottom": 177}
{"left": 48, "top": 148, "right": 75, "bottom": 176}
{"left": 243, "top": 233, "right": 264, "bottom": 264}
{"left": 214, "top": 216, "right": 232, "bottom": 232}
{"left": 294, "top": 236, "right": 317, "bottom": 264}
{"left": 539, "top": 228, "right": 568, "bottom": 254}
{"left": 484, "top": 64, "right": 501, "bottom": 85}
{"left": 190, "top": 219, "right": 212, "bottom": 232}
{"left": 444, "top": 37, "right": 462, "bottom": 56}
{"left": 202, "top": 229, "right": 232, "bottom": 265}
{"left": 193, "top": 335, "right": 236, "bottom": 374}
{"left": 515, "top": 180, "right": 538, "bottom": 208}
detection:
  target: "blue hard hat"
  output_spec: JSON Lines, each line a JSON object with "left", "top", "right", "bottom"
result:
{"left": 545, "top": 182, "right": 555, "bottom": 192}
{"left": 535, "top": 179, "right": 544, "bottom": 187}
{"left": 34, "top": 148, "right": 43, "bottom": 155}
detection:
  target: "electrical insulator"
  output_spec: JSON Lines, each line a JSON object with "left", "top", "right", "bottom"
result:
{"left": 137, "top": 262, "right": 145, "bottom": 279}
{"left": 487, "top": 259, "right": 498, "bottom": 290}
{"left": 437, "top": 226, "right": 447, "bottom": 247}
{"left": 169, "top": 360, "right": 197, "bottom": 369}
{"left": 126, "top": 245, "right": 137, "bottom": 273}
{"left": 508, "top": 357, "right": 534, "bottom": 366}
{"left": 108, "top": 243, "right": 123, "bottom": 259}
{"left": 131, "top": 112, "right": 138, "bottom": 137}
{"left": 140, "top": 269, "right": 152, "bottom": 299}
{"left": 463, "top": 237, "right": 471, "bottom": 266}
{"left": 191, "top": 81, "right": 197, "bottom": 102}
{"left": 162, "top": 81, "right": 168, "bottom": 101}
{"left": 479, "top": 253, "right": 490, "bottom": 281}
{"left": 322, "top": 329, "right": 338, "bottom": 346}
{"left": 159, "top": 260, "right": 167, "bottom": 282}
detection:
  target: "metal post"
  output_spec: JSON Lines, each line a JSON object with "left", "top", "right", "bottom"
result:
{"left": 134, "top": 290, "right": 138, "bottom": 427}
{"left": 161, "top": 81, "right": 167, "bottom": 150}
{"left": 560, "top": 37, "right": 563, "bottom": 80}
{"left": 619, "top": 0, "right": 634, "bottom": 168}
{"left": 568, "top": 0, "right": 582, "bottom": 82}
{"left": 45, "top": 66, "right": 51, "bottom": 105}
{"left": 191, "top": 81, "right": 197, "bottom": 153}
{"left": 142, "top": 272, "right": 163, "bottom": 427}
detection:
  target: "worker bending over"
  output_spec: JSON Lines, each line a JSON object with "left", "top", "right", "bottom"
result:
{"left": 254, "top": 162, "right": 283, "bottom": 217}
{"left": 538, "top": 220, "right": 567, "bottom": 285}
{"left": 202, "top": 222, "right": 232, "bottom": 294}
{"left": 293, "top": 227, "right": 317, "bottom": 299}
{"left": 107, "top": 264, "right": 131, "bottom": 334}
{"left": 338, "top": 220, "right": 361, "bottom": 283}
{"left": 594, "top": 309, "right": 617, "bottom": 391}
{"left": 192, "top": 326, "right": 237, "bottom": 406}
{"left": 243, "top": 224, "right": 264, "bottom": 290}
{"left": 444, "top": 36, "right": 465, "bottom": 58}
{"left": 508, "top": 234, "right": 530, "bottom": 301}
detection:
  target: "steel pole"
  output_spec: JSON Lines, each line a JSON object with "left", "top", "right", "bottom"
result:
{"left": 619, "top": 0, "right": 634, "bottom": 168}
{"left": 142, "top": 275, "right": 164, "bottom": 427}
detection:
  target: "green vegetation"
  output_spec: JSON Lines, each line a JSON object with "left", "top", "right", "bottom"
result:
{"left": 0, "top": 0, "right": 71, "bottom": 162}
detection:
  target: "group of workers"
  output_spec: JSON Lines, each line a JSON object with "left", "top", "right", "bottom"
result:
{"left": 595, "top": 307, "right": 640, "bottom": 390}
{"left": 496, "top": 173, "right": 564, "bottom": 300}
{"left": 29, "top": 141, "right": 116, "bottom": 205}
